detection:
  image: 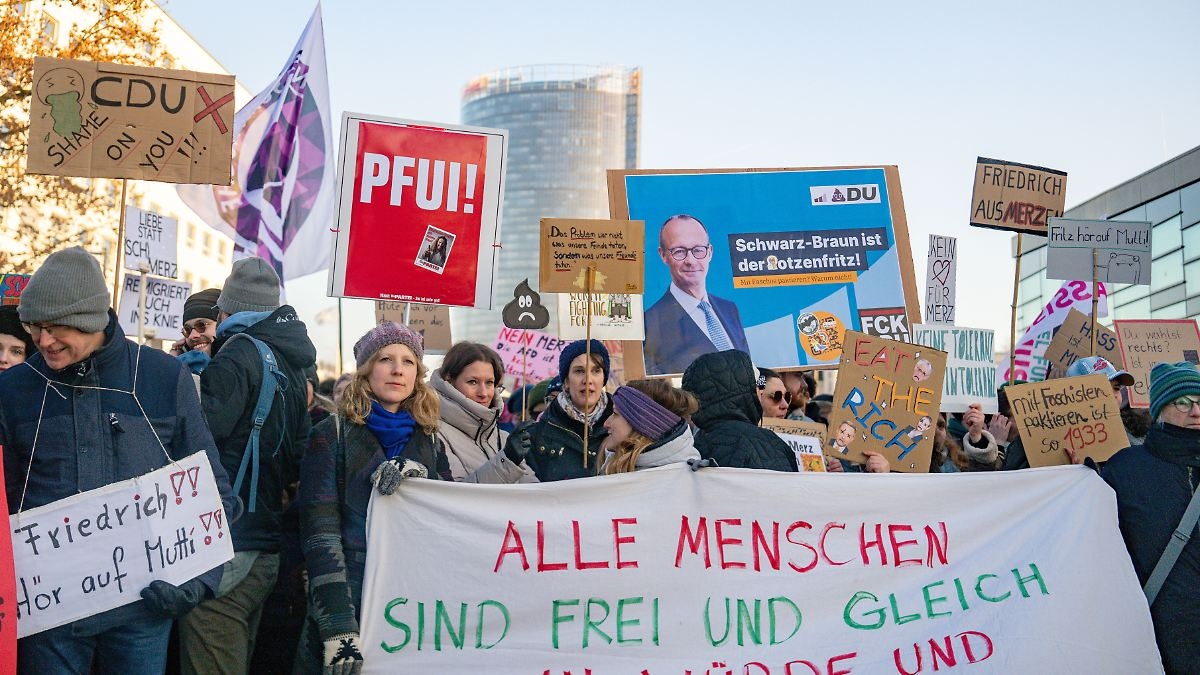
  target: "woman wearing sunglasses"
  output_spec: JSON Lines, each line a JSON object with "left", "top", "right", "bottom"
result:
{"left": 757, "top": 367, "right": 790, "bottom": 419}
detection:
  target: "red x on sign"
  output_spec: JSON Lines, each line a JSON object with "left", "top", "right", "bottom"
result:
{"left": 194, "top": 85, "right": 235, "bottom": 134}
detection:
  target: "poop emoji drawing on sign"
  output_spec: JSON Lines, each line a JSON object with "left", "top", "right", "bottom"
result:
{"left": 35, "top": 67, "right": 88, "bottom": 140}
{"left": 502, "top": 279, "right": 550, "bottom": 329}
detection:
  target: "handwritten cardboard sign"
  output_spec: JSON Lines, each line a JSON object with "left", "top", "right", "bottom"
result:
{"left": 1047, "top": 218, "right": 1151, "bottom": 285}
{"left": 1043, "top": 308, "right": 1123, "bottom": 380}
{"left": 492, "top": 327, "right": 569, "bottom": 386}
{"left": 123, "top": 206, "right": 178, "bottom": 278}
{"left": 539, "top": 219, "right": 644, "bottom": 294}
{"left": 358, "top": 465, "right": 1162, "bottom": 673}
{"left": 27, "top": 57, "right": 235, "bottom": 184}
{"left": 374, "top": 301, "right": 453, "bottom": 353}
{"left": 910, "top": 324, "right": 997, "bottom": 413}
{"left": 826, "top": 330, "right": 946, "bottom": 473}
{"left": 760, "top": 418, "right": 827, "bottom": 472}
{"left": 925, "top": 235, "right": 957, "bottom": 324}
{"left": 1006, "top": 374, "right": 1126, "bottom": 467}
{"left": 11, "top": 452, "right": 233, "bottom": 637}
{"left": 557, "top": 292, "right": 645, "bottom": 340}
{"left": 1114, "top": 319, "right": 1200, "bottom": 408}
{"left": 117, "top": 274, "right": 190, "bottom": 339}
{"left": 968, "top": 157, "right": 1067, "bottom": 235}
{"left": 0, "top": 274, "right": 31, "bottom": 306}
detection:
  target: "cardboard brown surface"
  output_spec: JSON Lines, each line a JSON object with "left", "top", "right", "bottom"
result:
{"left": 825, "top": 330, "right": 946, "bottom": 473}
{"left": 27, "top": 57, "right": 235, "bottom": 185}
{"left": 1043, "top": 308, "right": 1123, "bottom": 379}
{"left": 1005, "top": 374, "right": 1126, "bottom": 466}
{"left": 760, "top": 418, "right": 828, "bottom": 472}
{"left": 539, "top": 219, "right": 644, "bottom": 294}
{"left": 968, "top": 157, "right": 1067, "bottom": 235}
{"left": 1114, "top": 319, "right": 1200, "bottom": 408}
{"left": 375, "top": 301, "right": 453, "bottom": 353}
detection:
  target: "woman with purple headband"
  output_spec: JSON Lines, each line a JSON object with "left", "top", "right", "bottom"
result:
{"left": 601, "top": 379, "right": 701, "bottom": 474}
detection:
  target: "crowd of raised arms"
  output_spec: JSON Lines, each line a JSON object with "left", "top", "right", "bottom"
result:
{"left": 1, "top": 247, "right": 1198, "bottom": 674}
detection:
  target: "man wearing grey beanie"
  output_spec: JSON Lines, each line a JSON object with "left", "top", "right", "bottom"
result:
{"left": 180, "top": 256, "right": 317, "bottom": 674}
{"left": 0, "top": 246, "right": 235, "bottom": 674}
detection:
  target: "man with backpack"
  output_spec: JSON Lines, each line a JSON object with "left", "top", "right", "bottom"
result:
{"left": 179, "top": 257, "right": 317, "bottom": 674}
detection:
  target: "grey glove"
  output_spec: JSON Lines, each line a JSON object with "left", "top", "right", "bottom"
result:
{"left": 687, "top": 457, "right": 717, "bottom": 471}
{"left": 503, "top": 425, "right": 533, "bottom": 464}
{"left": 371, "top": 458, "right": 428, "bottom": 496}
{"left": 140, "top": 578, "right": 208, "bottom": 618}
{"left": 323, "top": 633, "right": 364, "bottom": 675}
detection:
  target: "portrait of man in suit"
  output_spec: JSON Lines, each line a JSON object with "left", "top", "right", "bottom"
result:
{"left": 643, "top": 214, "right": 749, "bottom": 374}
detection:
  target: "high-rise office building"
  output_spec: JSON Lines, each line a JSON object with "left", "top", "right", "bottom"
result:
{"left": 457, "top": 64, "right": 641, "bottom": 345}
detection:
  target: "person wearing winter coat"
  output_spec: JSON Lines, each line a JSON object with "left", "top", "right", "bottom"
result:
{"left": 525, "top": 339, "right": 613, "bottom": 481}
{"left": 681, "top": 350, "right": 797, "bottom": 471}
{"left": 181, "top": 257, "right": 317, "bottom": 674}
{"left": 295, "top": 322, "right": 451, "bottom": 674}
{"left": 0, "top": 247, "right": 234, "bottom": 675}
{"left": 431, "top": 341, "right": 537, "bottom": 483}
{"left": 602, "top": 380, "right": 701, "bottom": 474}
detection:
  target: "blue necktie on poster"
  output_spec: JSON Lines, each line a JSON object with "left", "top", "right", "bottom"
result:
{"left": 176, "top": 5, "right": 334, "bottom": 282}
{"left": 699, "top": 299, "right": 733, "bottom": 351}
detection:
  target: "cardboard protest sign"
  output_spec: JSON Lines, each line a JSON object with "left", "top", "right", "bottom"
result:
{"left": 11, "top": 452, "right": 232, "bottom": 637}
{"left": 968, "top": 157, "right": 1067, "bottom": 235}
{"left": 557, "top": 292, "right": 645, "bottom": 340}
{"left": 760, "top": 418, "right": 827, "bottom": 472}
{"left": 492, "top": 327, "right": 569, "bottom": 386}
{"left": 539, "top": 219, "right": 644, "bottom": 294}
{"left": 328, "top": 113, "right": 507, "bottom": 308}
{"left": 0, "top": 450, "right": 16, "bottom": 672}
{"left": 501, "top": 280, "right": 550, "bottom": 330}
{"left": 910, "top": 324, "right": 997, "bottom": 413}
{"left": 826, "top": 331, "right": 946, "bottom": 472}
{"left": 374, "top": 301, "right": 452, "bottom": 353}
{"left": 925, "top": 234, "right": 956, "bottom": 324}
{"left": 117, "top": 274, "right": 190, "bottom": 338}
{"left": 359, "top": 465, "right": 1161, "bottom": 673}
{"left": 1005, "top": 374, "right": 1126, "bottom": 467}
{"left": 27, "top": 57, "right": 235, "bottom": 184}
{"left": 1114, "top": 319, "right": 1200, "bottom": 408}
{"left": 1043, "top": 308, "right": 1123, "bottom": 379}
{"left": 1000, "top": 280, "right": 1108, "bottom": 384}
{"left": 1047, "top": 218, "right": 1151, "bottom": 285}
{"left": 123, "top": 206, "right": 178, "bottom": 278}
{"left": 610, "top": 166, "right": 920, "bottom": 377}
{"left": 0, "top": 274, "right": 31, "bottom": 306}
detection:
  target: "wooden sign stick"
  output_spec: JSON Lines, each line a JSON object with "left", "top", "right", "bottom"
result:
{"left": 112, "top": 179, "right": 129, "bottom": 307}
{"left": 1009, "top": 233, "right": 1023, "bottom": 385}
{"left": 521, "top": 329, "right": 529, "bottom": 423}
{"left": 1090, "top": 248, "right": 1099, "bottom": 356}
{"left": 583, "top": 266, "right": 595, "bottom": 469}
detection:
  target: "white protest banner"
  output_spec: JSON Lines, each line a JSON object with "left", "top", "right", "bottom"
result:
{"left": 123, "top": 206, "right": 179, "bottom": 278}
{"left": 117, "top": 274, "right": 190, "bottom": 338}
{"left": 11, "top": 452, "right": 232, "bottom": 637}
{"left": 1047, "top": 218, "right": 1151, "bottom": 286}
{"left": 999, "top": 280, "right": 1107, "bottom": 384}
{"left": 557, "top": 292, "right": 645, "bottom": 340}
{"left": 911, "top": 325, "right": 997, "bottom": 413}
{"left": 360, "top": 466, "right": 1160, "bottom": 673}
{"left": 925, "top": 235, "right": 956, "bottom": 324}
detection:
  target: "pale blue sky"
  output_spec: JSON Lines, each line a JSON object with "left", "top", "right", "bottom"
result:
{"left": 162, "top": 0, "right": 1200, "bottom": 370}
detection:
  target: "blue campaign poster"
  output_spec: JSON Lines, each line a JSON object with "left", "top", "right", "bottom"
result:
{"left": 618, "top": 167, "right": 918, "bottom": 376}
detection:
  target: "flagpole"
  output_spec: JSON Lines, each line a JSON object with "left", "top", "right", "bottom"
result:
{"left": 1009, "top": 234, "right": 1023, "bottom": 386}
{"left": 1090, "top": 248, "right": 1099, "bottom": 356}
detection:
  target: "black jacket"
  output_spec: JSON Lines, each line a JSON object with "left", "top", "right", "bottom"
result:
{"left": 525, "top": 396, "right": 612, "bottom": 482}
{"left": 202, "top": 306, "right": 316, "bottom": 552}
{"left": 682, "top": 350, "right": 797, "bottom": 472}
{"left": 1102, "top": 424, "right": 1200, "bottom": 674}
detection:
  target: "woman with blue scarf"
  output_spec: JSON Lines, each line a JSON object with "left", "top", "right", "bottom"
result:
{"left": 295, "top": 322, "right": 449, "bottom": 674}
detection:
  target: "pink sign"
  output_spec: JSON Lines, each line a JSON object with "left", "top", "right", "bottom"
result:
{"left": 492, "top": 327, "right": 569, "bottom": 386}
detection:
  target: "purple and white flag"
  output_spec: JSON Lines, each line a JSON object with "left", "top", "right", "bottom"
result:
{"left": 177, "top": 5, "right": 334, "bottom": 281}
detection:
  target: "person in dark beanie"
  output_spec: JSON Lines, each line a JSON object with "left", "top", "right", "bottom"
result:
{"left": 0, "top": 246, "right": 233, "bottom": 675}
{"left": 524, "top": 339, "right": 613, "bottom": 481}
{"left": 602, "top": 380, "right": 700, "bottom": 474}
{"left": 0, "top": 305, "right": 34, "bottom": 373}
{"left": 1101, "top": 361, "right": 1200, "bottom": 673}
{"left": 682, "top": 349, "right": 797, "bottom": 471}
{"left": 170, "top": 287, "right": 222, "bottom": 377}
{"left": 180, "top": 257, "right": 316, "bottom": 674}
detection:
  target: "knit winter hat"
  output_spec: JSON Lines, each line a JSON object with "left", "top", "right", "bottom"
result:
{"left": 354, "top": 321, "right": 424, "bottom": 368}
{"left": 217, "top": 258, "right": 280, "bottom": 315}
{"left": 183, "top": 288, "right": 222, "bottom": 323}
{"left": 1149, "top": 361, "right": 1200, "bottom": 422}
{"left": 612, "top": 385, "right": 682, "bottom": 441}
{"left": 1067, "top": 355, "right": 1134, "bottom": 387}
{"left": 19, "top": 246, "right": 110, "bottom": 333}
{"left": 0, "top": 305, "right": 35, "bottom": 356}
{"left": 507, "top": 383, "right": 536, "bottom": 415}
{"left": 558, "top": 339, "right": 609, "bottom": 384}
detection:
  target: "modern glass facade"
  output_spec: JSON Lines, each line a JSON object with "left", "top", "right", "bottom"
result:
{"left": 1014, "top": 147, "right": 1200, "bottom": 330}
{"left": 456, "top": 65, "right": 641, "bottom": 344}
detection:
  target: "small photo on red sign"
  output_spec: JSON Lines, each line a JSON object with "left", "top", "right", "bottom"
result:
{"left": 414, "top": 225, "right": 456, "bottom": 274}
